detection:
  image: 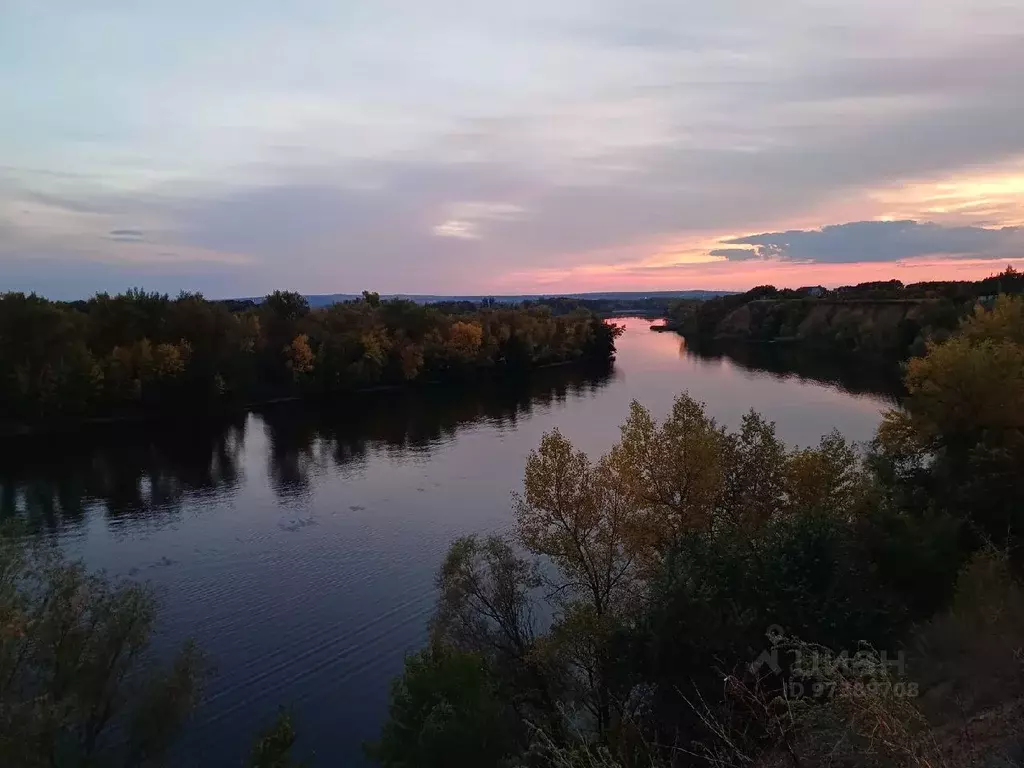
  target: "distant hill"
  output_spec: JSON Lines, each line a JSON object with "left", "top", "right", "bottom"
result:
{"left": 240, "top": 290, "right": 734, "bottom": 308}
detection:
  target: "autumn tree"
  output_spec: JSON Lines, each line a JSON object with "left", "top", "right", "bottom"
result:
{"left": 517, "top": 431, "right": 644, "bottom": 622}
{"left": 1, "top": 291, "right": 619, "bottom": 428}
{"left": 355, "top": 329, "right": 392, "bottom": 384}
{"left": 904, "top": 335, "right": 1024, "bottom": 443}
{"left": 783, "top": 430, "right": 866, "bottom": 520}
{"left": 446, "top": 321, "right": 484, "bottom": 364}
{"left": 285, "top": 334, "right": 315, "bottom": 377}
{"left": 875, "top": 293, "right": 1024, "bottom": 557}
{"left": 959, "top": 293, "right": 1024, "bottom": 346}
{"left": 604, "top": 396, "right": 728, "bottom": 543}
{"left": 515, "top": 430, "right": 647, "bottom": 733}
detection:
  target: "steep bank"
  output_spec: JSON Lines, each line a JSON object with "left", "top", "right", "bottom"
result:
{"left": 664, "top": 273, "right": 1024, "bottom": 359}
{"left": 711, "top": 298, "right": 958, "bottom": 357}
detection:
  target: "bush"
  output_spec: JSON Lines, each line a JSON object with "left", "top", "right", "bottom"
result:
{"left": 367, "top": 643, "right": 520, "bottom": 768}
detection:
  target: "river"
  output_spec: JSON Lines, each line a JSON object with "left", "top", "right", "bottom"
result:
{"left": 0, "top": 317, "right": 900, "bottom": 765}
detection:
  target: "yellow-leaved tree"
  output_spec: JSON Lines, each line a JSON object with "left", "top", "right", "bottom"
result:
{"left": 516, "top": 429, "right": 645, "bottom": 734}
{"left": 784, "top": 430, "right": 866, "bottom": 520}
{"left": 874, "top": 294, "right": 1024, "bottom": 557}
{"left": 285, "top": 334, "right": 314, "bottom": 376}
{"left": 604, "top": 396, "right": 728, "bottom": 544}
{"left": 904, "top": 335, "right": 1024, "bottom": 441}
{"left": 447, "top": 321, "right": 484, "bottom": 362}
{"left": 517, "top": 429, "right": 644, "bottom": 621}
{"left": 959, "top": 293, "right": 1024, "bottom": 346}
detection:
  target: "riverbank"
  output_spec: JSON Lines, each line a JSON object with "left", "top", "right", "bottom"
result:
{"left": 660, "top": 273, "right": 1024, "bottom": 361}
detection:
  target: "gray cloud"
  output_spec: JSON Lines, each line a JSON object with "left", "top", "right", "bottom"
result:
{"left": 709, "top": 248, "right": 760, "bottom": 261}
{"left": 107, "top": 229, "right": 146, "bottom": 242}
{"left": 721, "top": 220, "right": 1024, "bottom": 263}
{"left": 2, "top": 1, "right": 1024, "bottom": 297}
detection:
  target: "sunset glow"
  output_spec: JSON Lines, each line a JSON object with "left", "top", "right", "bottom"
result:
{"left": 869, "top": 161, "right": 1024, "bottom": 227}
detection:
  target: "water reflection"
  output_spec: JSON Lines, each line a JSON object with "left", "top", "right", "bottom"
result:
{"left": 259, "top": 363, "right": 614, "bottom": 500}
{"left": 0, "top": 333, "right": 899, "bottom": 533}
{"left": 0, "top": 416, "right": 247, "bottom": 530}
{"left": 0, "top": 364, "right": 614, "bottom": 529}
{"left": 678, "top": 336, "right": 903, "bottom": 403}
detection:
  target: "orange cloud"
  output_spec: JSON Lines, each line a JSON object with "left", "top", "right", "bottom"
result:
{"left": 868, "top": 158, "right": 1024, "bottom": 227}
{"left": 494, "top": 158, "right": 1024, "bottom": 293}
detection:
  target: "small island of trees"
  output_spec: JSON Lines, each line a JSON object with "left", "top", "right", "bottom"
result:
{"left": 0, "top": 290, "right": 621, "bottom": 431}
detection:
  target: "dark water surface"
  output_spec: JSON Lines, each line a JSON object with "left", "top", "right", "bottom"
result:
{"left": 0, "top": 318, "right": 899, "bottom": 765}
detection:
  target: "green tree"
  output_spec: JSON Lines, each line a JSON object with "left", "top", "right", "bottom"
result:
{"left": 634, "top": 510, "right": 912, "bottom": 755}
{"left": 0, "top": 537, "right": 207, "bottom": 768}
{"left": 367, "top": 644, "right": 518, "bottom": 768}
{"left": 263, "top": 291, "right": 310, "bottom": 323}
{"left": 718, "top": 410, "right": 787, "bottom": 529}
{"left": 248, "top": 709, "right": 306, "bottom": 768}
{"left": 429, "top": 535, "right": 561, "bottom": 728}
{"left": 876, "top": 294, "right": 1024, "bottom": 558}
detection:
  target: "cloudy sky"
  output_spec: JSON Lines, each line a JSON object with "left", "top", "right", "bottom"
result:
{"left": 3, "top": 0, "right": 1024, "bottom": 298}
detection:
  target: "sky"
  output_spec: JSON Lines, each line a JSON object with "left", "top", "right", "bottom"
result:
{"left": 2, "top": 0, "right": 1024, "bottom": 299}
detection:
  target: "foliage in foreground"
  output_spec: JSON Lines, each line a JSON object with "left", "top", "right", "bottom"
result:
{"left": 0, "top": 536, "right": 207, "bottom": 768}
{"left": 365, "top": 642, "right": 519, "bottom": 768}
{"left": 248, "top": 709, "right": 306, "bottom": 768}
{"left": 374, "top": 294, "right": 1024, "bottom": 767}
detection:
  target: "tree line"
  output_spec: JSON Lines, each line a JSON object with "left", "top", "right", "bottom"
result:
{"left": 666, "top": 266, "right": 1024, "bottom": 360}
{"left": 371, "top": 293, "right": 1024, "bottom": 767}
{"left": 0, "top": 290, "right": 620, "bottom": 428}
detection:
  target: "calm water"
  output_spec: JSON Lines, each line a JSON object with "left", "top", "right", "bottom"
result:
{"left": 0, "top": 318, "right": 899, "bottom": 766}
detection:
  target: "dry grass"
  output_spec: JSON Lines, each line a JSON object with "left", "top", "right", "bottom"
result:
{"left": 521, "top": 548, "right": 1024, "bottom": 768}
{"left": 912, "top": 547, "right": 1024, "bottom": 767}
